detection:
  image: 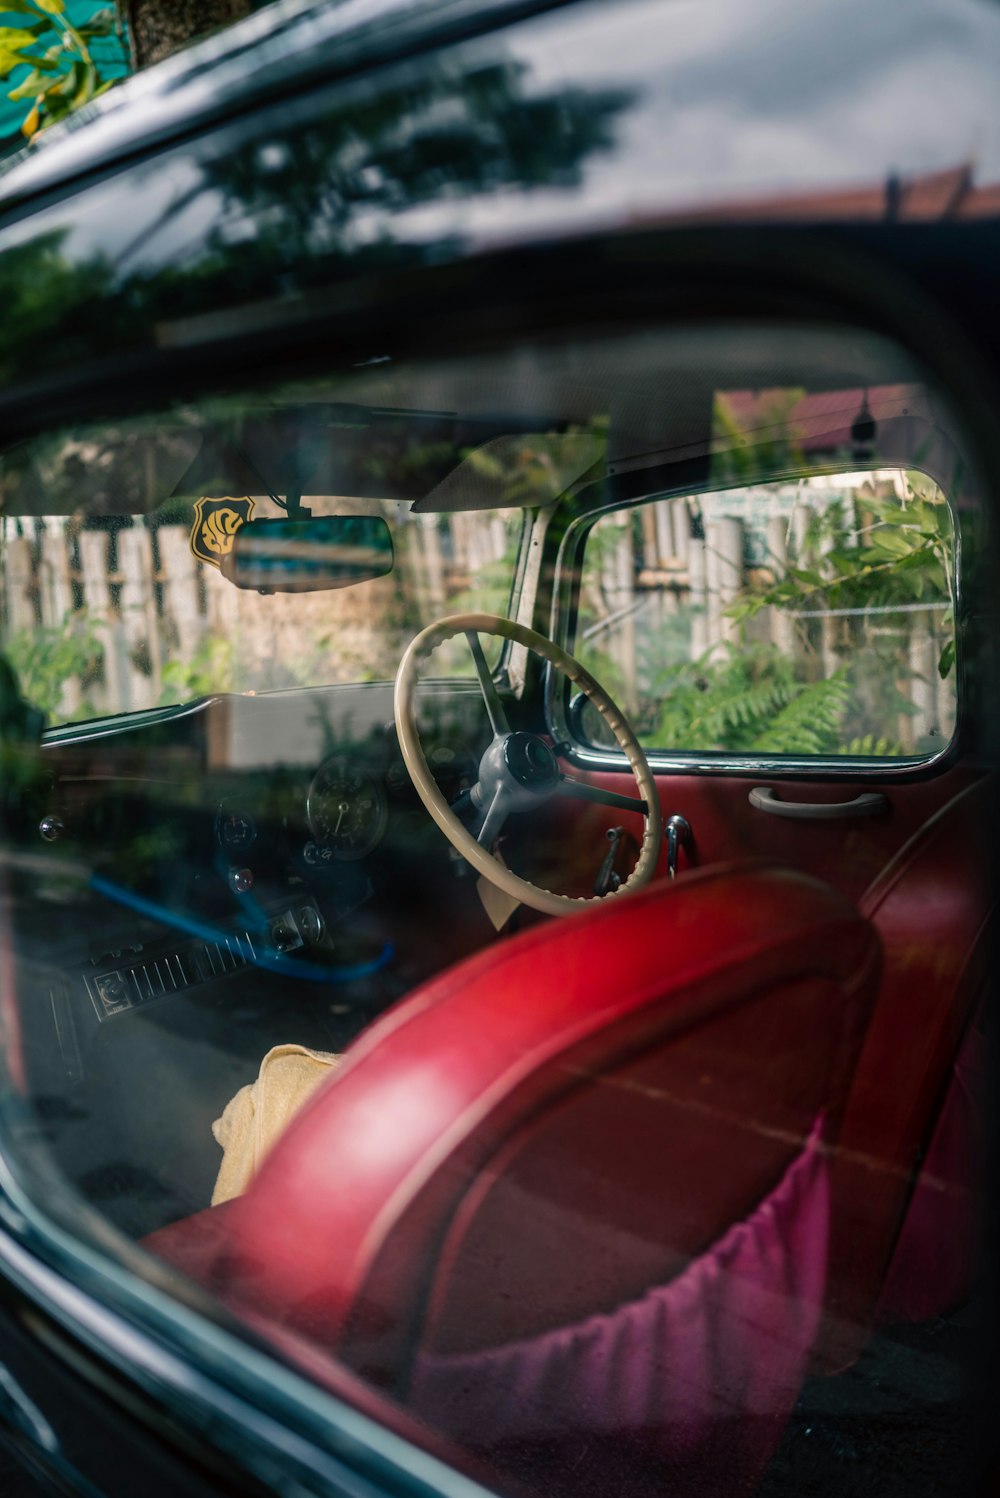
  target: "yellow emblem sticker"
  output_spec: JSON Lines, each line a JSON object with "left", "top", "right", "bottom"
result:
{"left": 190, "top": 496, "right": 256, "bottom": 568}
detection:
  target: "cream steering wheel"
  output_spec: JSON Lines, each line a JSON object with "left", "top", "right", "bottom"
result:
{"left": 393, "top": 613, "right": 664, "bottom": 917}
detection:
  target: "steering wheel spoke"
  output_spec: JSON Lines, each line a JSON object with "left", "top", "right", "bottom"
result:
{"left": 465, "top": 630, "right": 510, "bottom": 738}
{"left": 556, "top": 774, "right": 648, "bottom": 816}
{"left": 476, "top": 785, "right": 510, "bottom": 850}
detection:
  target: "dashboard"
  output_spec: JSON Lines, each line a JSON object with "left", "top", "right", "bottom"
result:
{"left": 21, "top": 680, "right": 497, "bottom": 1068}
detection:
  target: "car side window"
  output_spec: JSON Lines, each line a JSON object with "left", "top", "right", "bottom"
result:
{"left": 573, "top": 466, "right": 958, "bottom": 761}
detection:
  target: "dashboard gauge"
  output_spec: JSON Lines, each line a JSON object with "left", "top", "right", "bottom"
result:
{"left": 306, "top": 757, "right": 388, "bottom": 860}
{"left": 216, "top": 804, "right": 257, "bottom": 853}
{"left": 387, "top": 740, "right": 479, "bottom": 802}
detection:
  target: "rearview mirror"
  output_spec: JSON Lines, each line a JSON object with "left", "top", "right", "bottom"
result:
{"left": 222, "top": 514, "right": 394, "bottom": 592}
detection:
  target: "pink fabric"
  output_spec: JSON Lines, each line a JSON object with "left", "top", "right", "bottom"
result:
{"left": 409, "top": 1118, "right": 829, "bottom": 1496}
{"left": 878, "top": 1018, "right": 985, "bottom": 1324}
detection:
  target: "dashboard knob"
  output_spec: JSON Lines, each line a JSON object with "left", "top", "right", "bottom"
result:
{"left": 270, "top": 922, "right": 293, "bottom": 952}
{"left": 39, "top": 815, "right": 64, "bottom": 843}
{"left": 228, "top": 867, "right": 254, "bottom": 894}
{"left": 298, "top": 905, "right": 325, "bottom": 945}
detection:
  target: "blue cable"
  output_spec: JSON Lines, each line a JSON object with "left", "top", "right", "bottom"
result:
{"left": 88, "top": 873, "right": 394, "bottom": 984}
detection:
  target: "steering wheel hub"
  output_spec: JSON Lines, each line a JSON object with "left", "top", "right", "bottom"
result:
{"left": 504, "top": 732, "right": 559, "bottom": 791}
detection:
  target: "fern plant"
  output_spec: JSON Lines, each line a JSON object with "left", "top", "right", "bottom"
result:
{"left": 749, "top": 671, "right": 852, "bottom": 754}
{"left": 651, "top": 645, "right": 851, "bottom": 755}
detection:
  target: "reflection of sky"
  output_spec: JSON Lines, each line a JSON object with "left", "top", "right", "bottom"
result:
{"left": 381, "top": 0, "right": 1000, "bottom": 249}
{"left": 5, "top": 0, "right": 1000, "bottom": 282}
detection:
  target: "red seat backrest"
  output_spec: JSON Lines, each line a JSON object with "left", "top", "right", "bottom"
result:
{"left": 146, "top": 862, "right": 879, "bottom": 1494}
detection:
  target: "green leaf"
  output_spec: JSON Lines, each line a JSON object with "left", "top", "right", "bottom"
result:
{"left": 0, "top": 23, "right": 42, "bottom": 47}
{"left": 938, "top": 639, "right": 956, "bottom": 679}
{"left": 55, "top": 55, "right": 81, "bottom": 94}
{"left": 8, "top": 63, "right": 57, "bottom": 97}
{"left": 71, "top": 56, "right": 95, "bottom": 105}
{"left": 31, "top": 0, "right": 65, "bottom": 13}
{"left": 0, "top": 44, "right": 35, "bottom": 74}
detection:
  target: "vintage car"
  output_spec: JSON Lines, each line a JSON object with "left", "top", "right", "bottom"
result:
{"left": 0, "top": 0, "right": 996, "bottom": 1494}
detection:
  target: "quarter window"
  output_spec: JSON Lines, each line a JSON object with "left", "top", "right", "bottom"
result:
{"left": 574, "top": 466, "right": 957, "bottom": 761}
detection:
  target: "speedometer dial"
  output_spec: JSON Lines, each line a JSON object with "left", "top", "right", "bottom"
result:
{"left": 306, "top": 758, "right": 388, "bottom": 860}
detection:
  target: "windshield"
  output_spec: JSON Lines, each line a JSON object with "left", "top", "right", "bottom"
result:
{"left": 0, "top": 394, "right": 552, "bottom": 724}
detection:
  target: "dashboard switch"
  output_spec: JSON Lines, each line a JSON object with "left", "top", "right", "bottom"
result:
{"left": 228, "top": 867, "right": 254, "bottom": 894}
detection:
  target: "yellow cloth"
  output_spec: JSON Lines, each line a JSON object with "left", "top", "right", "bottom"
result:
{"left": 211, "top": 1043, "right": 341, "bottom": 1206}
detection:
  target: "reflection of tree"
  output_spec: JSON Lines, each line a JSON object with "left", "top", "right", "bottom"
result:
{"left": 711, "top": 392, "right": 807, "bottom": 486}
{"left": 0, "top": 55, "right": 630, "bottom": 380}
{"left": 133, "top": 57, "right": 631, "bottom": 317}
{"left": 0, "top": 231, "right": 128, "bottom": 385}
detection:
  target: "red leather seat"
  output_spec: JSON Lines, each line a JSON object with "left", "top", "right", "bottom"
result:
{"left": 146, "top": 862, "right": 879, "bottom": 1496}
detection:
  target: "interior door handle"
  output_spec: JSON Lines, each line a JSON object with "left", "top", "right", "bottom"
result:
{"left": 749, "top": 787, "right": 888, "bottom": 820}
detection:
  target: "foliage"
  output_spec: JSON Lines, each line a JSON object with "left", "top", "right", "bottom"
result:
{"left": 158, "top": 633, "right": 233, "bottom": 703}
{"left": 460, "top": 428, "right": 605, "bottom": 510}
{"left": 577, "top": 469, "right": 956, "bottom": 759}
{"left": 5, "top": 606, "right": 101, "bottom": 717}
{"left": 651, "top": 644, "right": 853, "bottom": 755}
{"left": 711, "top": 391, "right": 807, "bottom": 487}
{"left": 727, "top": 474, "right": 955, "bottom": 679}
{"left": 0, "top": 0, "right": 118, "bottom": 138}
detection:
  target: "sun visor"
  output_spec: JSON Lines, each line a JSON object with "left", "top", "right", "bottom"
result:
{"left": 413, "top": 431, "right": 605, "bottom": 512}
{"left": 0, "top": 427, "right": 203, "bottom": 517}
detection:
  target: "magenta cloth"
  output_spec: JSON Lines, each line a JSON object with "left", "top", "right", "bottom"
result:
{"left": 409, "top": 1117, "right": 829, "bottom": 1496}
{"left": 878, "top": 1017, "right": 984, "bottom": 1324}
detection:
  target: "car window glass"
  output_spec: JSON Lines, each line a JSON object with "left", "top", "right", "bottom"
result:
{"left": 0, "top": 326, "right": 988, "bottom": 1498}
{"left": 574, "top": 465, "right": 957, "bottom": 760}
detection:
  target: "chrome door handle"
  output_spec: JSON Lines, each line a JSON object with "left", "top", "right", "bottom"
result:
{"left": 749, "top": 787, "right": 888, "bottom": 820}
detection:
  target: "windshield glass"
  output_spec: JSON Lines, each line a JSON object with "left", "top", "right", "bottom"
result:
{"left": 0, "top": 392, "right": 553, "bottom": 724}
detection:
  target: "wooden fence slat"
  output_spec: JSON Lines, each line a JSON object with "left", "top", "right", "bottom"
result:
{"left": 670, "top": 498, "right": 690, "bottom": 566}
{"left": 765, "top": 517, "right": 795, "bottom": 656}
{"left": 652, "top": 500, "right": 671, "bottom": 567}
{"left": 5, "top": 536, "right": 35, "bottom": 636}
{"left": 688, "top": 539, "right": 708, "bottom": 659}
{"left": 202, "top": 557, "right": 239, "bottom": 639}
{"left": 158, "top": 525, "right": 203, "bottom": 661}
{"left": 419, "top": 515, "right": 446, "bottom": 613}
{"left": 908, "top": 625, "right": 937, "bottom": 751}
{"left": 79, "top": 529, "right": 125, "bottom": 716}
{"left": 39, "top": 529, "right": 74, "bottom": 627}
{"left": 39, "top": 528, "right": 80, "bottom": 717}
{"left": 117, "top": 526, "right": 160, "bottom": 712}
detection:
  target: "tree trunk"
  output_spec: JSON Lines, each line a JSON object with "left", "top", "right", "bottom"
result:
{"left": 120, "top": 0, "right": 254, "bottom": 70}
